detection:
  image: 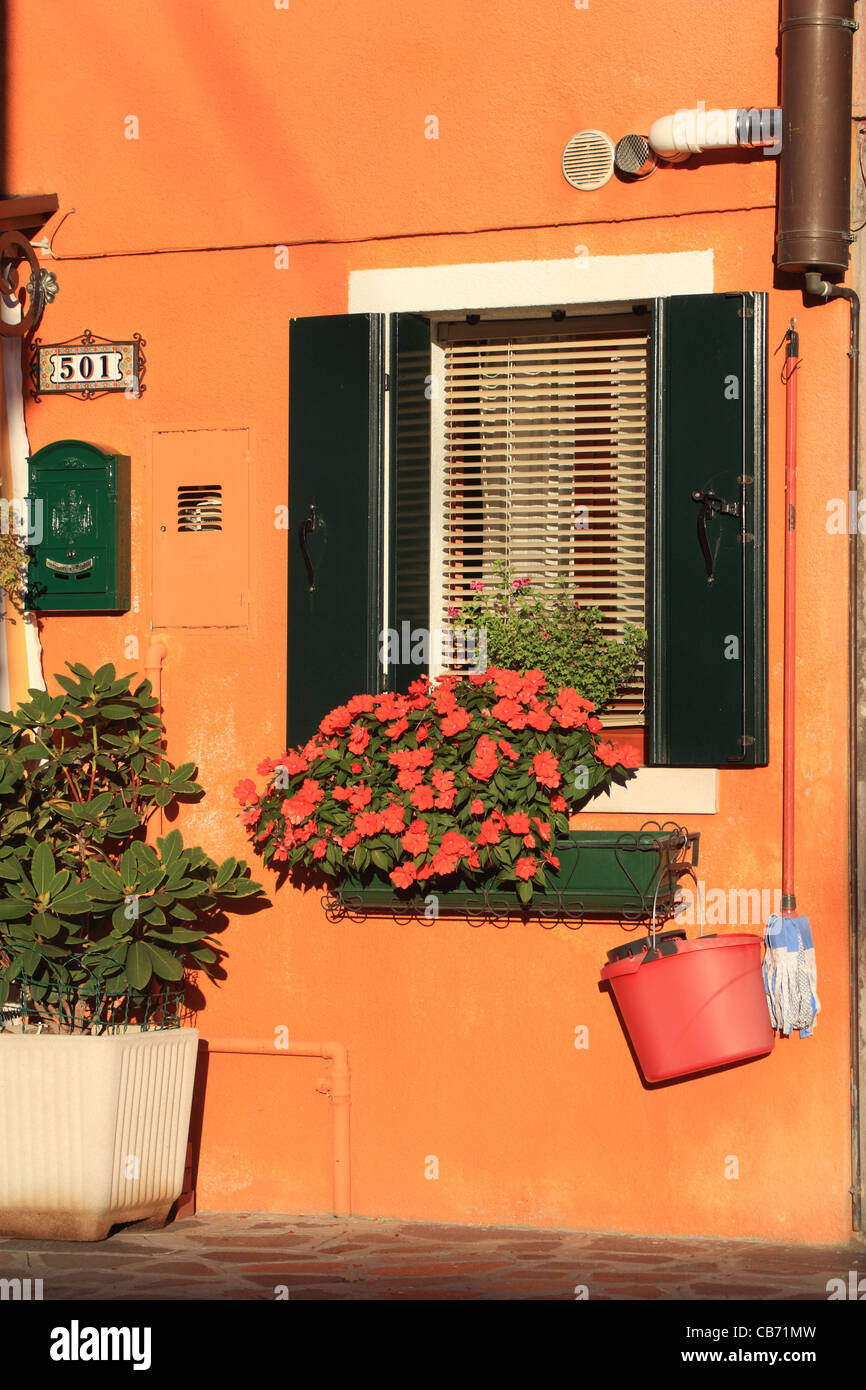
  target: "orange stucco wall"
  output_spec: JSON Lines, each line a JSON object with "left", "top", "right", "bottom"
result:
{"left": 5, "top": 0, "right": 856, "bottom": 1240}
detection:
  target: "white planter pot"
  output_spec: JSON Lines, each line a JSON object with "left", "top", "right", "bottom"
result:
{"left": 0, "top": 1026, "right": 199, "bottom": 1241}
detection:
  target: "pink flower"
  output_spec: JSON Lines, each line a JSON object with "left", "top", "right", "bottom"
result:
{"left": 469, "top": 580, "right": 484, "bottom": 591}
{"left": 512, "top": 576, "right": 531, "bottom": 590}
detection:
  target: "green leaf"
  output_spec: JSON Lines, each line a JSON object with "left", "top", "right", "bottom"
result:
{"left": 143, "top": 942, "right": 183, "bottom": 981}
{"left": 516, "top": 879, "right": 532, "bottom": 906}
{"left": 107, "top": 810, "right": 141, "bottom": 834}
{"left": 214, "top": 857, "right": 237, "bottom": 889}
{"left": 126, "top": 941, "right": 153, "bottom": 989}
{"left": 31, "top": 842, "right": 55, "bottom": 895}
{"left": 99, "top": 704, "right": 138, "bottom": 721}
{"left": 89, "top": 861, "right": 123, "bottom": 891}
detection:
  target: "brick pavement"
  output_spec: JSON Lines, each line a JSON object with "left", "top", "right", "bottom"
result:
{"left": 1, "top": 1213, "right": 865, "bottom": 1300}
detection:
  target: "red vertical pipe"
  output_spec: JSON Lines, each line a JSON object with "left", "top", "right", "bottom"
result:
{"left": 781, "top": 325, "right": 799, "bottom": 915}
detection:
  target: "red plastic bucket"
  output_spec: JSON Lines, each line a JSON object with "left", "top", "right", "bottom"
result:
{"left": 600, "top": 930, "right": 775, "bottom": 1082}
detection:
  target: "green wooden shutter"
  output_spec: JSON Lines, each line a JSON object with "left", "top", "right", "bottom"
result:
{"left": 647, "top": 292, "right": 768, "bottom": 767}
{"left": 388, "top": 313, "right": 432, "bottom": 693}
{"left": 287, "top": 314, "right": 385, "bottom": 747}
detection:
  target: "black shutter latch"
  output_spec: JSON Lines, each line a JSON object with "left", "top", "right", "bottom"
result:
{"left": 691, "top": 489, "right": 742, "bottom": 584}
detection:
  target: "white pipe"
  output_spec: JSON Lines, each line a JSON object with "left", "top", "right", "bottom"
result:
{"left": 648, "top": 106, "right": 781, "bottom": 160}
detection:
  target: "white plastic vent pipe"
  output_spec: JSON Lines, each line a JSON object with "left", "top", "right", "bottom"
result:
{"left": 648, "top": 107, "right": 782, "bottom": 160}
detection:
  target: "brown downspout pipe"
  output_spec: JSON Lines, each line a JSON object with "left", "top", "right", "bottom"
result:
{"left": 205, "top": 1039, "right": 351, "bottom": 1217}
{"left": 777, "top": 0, "right": 857, "bottom": 276}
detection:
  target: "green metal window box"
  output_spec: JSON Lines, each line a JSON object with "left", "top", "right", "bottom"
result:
{"left": 326, "top": 826, "right": 699, "bottom": 923}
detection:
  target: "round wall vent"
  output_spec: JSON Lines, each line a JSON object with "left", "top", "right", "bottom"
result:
{"left": 614, "top": 134, "right": 658, "bottom": 179}
{"left": 562, "top": 129, "right": 615, "bottom": 190}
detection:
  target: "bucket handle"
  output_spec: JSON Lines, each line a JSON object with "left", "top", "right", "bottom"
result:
{"left": 648, "top": 865, "right": 704, "bottom": 956}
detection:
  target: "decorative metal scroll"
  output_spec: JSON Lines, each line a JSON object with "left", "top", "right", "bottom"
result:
{"left": 323, "top": 821, "right": 700, "bottom": 927}
{"left": 0, "top": 230, "right": 58, "bottom": 341}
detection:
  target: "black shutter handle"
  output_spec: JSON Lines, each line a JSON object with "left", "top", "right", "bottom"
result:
{"left": 298, "top": 503, "right": 317, "bottom": 592}
{"left": 691, "top": 490, "right": 741, "bottom": 584}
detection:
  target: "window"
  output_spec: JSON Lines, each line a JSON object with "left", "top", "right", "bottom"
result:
{"left": 435, "top": 316, "right": 648, "bottom": 724}
{"left": 287, "top": 293, "right": 767, "bottom": 768}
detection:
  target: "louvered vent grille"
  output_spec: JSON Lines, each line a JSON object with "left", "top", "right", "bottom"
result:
{"left": 177, "top": 485, "right": 222, "bottom": 532}
{"left": 441, "top": 330, "right": 649, "bottom": 724}
{"left": 562, "top": 129, "right": 615, "bottom": 190}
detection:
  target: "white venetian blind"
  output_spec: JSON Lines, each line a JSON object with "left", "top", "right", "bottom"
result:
{"left": 440, "top": 325, "right": 648, "bottom": 724}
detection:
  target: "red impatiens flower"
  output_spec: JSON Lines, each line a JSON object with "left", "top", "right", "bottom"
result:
{"left": 234, "top": 778, "right": 258, "bottom": 805}
{"left": 522, "top": 834, "right": 535, "bottom": 848}
{"left": 532, "top": 817, "right": 551, "bottom": 843}
{"left": 587, "top": 716, "right": 603, "bottom": 733}
{"left": 239, "top": 806, "right": 261, "bottom": 829}
{"left": 396, "top": 767, "right": 424, "bottom": 791}
{"left": 348, "top": 726, "right": 370, "bottom": 755}
{"left": 476, "top": 817, "right": 501, "bottom": 846}
{"left": 490, "top": 669, "right": 525, "bottom": 700}
{"left": 347, "top": 693, "right": 376, "bottom": 715}
{"left": 390, "top": 862, "right": 417, "bottom": 890}
{"left": 469, "top": 734, "right": 499, "bottom": 782}
{"left": 347, "top": 783, "right": 372, "bottom": 812}
{"left": 515, "top": 856, "right": 538, "bottom": 880}
{"left": 440, "top": 831, "right": 473, "bottom": 859}
{"left": 491, "top": 697, "right": 525, "bottom": 726}
{"left": 354, "top": 810, "right": 385, "bottom": 836}
{"left": 525, "top": 708, "right": 552, "bottom": 733}
{"left": 282, "top": 751, "right": 309, "bottom": 775}
{"left": 542, "top": 852, "right": 560, "bottom": 871}
{"left": 617, "top": 745, "right": 641, "bottom": 769}
{"left": 386, "top": 716, "right": 409, "bottom": 740}
{"left": 382, "top": 802, "right": 407, "bottom": 834}
{"left": 497, "top": 738, "right": 518, "bottom": 760}
{"left": 431, "top": 851, "right": 459, "bottom": 876}
{"left": 312, "top": 839, "right": 327, "bottom": 860}
{"left": 401, "top": 819, "right": 430, "bottom": 856}
{"left": 594, "top": 742, "right": 621, "bottom": 768}
{"left": 550, "top": 794, "right": 567, "bottom": 812}
{"left": 470, "top": 798, "right": 485, "bottom": 815}
{"left": 532, "top": 750, "right": 561, "bottom": 788}
{"left": 441, "top": 706, "right": 471, "bottom": 736}
{"left": 411, "top": 784, "right": 436, "bottom": 810}
{"left": 319, "top": 705, "right": 352, "bottom": 736}
{"left": 506, "top": 812, "right": 531, "bottom": 835}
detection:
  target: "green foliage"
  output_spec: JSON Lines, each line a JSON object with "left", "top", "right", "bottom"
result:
{"left": 0, "top": 663, "right": 263, "bottom": 1031}
{"left": 0, "top": 528, "right": 30, "bottom": 617}
{"left": 457, "top": 562, "right": 646, "bottom": 711}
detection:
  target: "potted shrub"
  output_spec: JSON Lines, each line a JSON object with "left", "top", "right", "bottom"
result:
{"left": 0, "top": 662, "right": 263, "bottom": 1240}
{"left": 239, "top": 668, "right": 696, "bottom": 919}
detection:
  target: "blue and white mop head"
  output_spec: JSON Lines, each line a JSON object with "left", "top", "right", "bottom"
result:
{"left": 763, "top": 914, "right": 820, "bottom": 1038}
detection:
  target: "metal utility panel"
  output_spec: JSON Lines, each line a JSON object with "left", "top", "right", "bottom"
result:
{"left": 27, "top": 439, "right": 130, "bottom": 613}
{"left": 151, "top": 429, "right": 250, "bottom": 628}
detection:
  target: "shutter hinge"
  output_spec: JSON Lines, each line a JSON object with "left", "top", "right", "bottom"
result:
{"left": 384, "top": 373, "right": 391, "bottom": 391}
{"left": 737, "top": 532, "right": 755, "bottom": 544}
{"left": 738, "top": 307, "right": 754, "bottom": 319}
{"left": 737, "top": 474, "right": 754, "bottom": 486}
{"left": 738, "top": 734, "right": 756, "bottom": 747}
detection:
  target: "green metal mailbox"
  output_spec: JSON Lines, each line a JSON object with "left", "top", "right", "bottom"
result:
{"left": 27, "top": 439, "right": 130, "bottom": 612}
